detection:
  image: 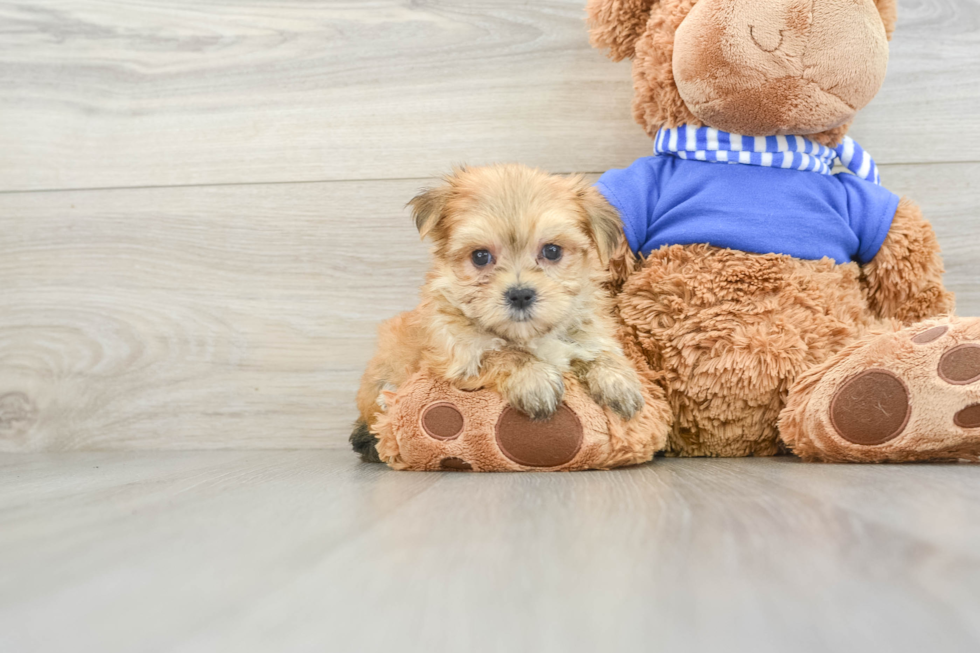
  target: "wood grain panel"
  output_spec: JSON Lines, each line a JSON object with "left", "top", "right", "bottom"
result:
{"left": 885, "top": 162, "right": 980, "bottom": 313}
{"left": 0, "top": 0, "right": 642, "bottom": 192}
{"left": 2, "top": 452, "right": 980, "bottom": 652}
{"left": 0, "top": 178, "right": 431, "bottom": 451}
{"left": 0, "top": 163, "right": 977, "bottom": 451}
{"left": 850, "top": 0, "right": 980, "bottom": 162}
{"left": 0, "top": 0, "right": 978, "bottom": 193}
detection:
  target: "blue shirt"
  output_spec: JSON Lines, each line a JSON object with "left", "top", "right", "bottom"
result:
{"left": 596, "top": 156, "right": 900, "bottom": 265}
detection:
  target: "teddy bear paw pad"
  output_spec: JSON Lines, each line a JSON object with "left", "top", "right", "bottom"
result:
{"left": 938, "top": 344, "right": 980, "bottom": 385}
{"left": 954, "top": 404, "right": 980, "bottom": 429}
{"left": 421, "top": 402, "right": 465, "bottom": 440}
{"left": 495, "top": 405, "right": 583, "bottom": 467}
{"left": 911, "top": 325, "right": 948, "bottom": 344}
{"left": 830, "top": 370, "right": 910, "bottom": 445}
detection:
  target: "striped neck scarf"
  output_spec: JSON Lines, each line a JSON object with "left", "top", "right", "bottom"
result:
{"left": 654, "top": 125, "right": 881, "bottom": 185}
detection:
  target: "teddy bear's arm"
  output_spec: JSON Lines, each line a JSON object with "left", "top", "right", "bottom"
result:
{"left": 862, "top": 197, "right": 955, "bottom": 324}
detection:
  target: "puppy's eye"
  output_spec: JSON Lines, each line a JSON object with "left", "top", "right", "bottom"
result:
{"left": 541, "top": 244, "right": 562, "bottom": 262}
{"left": 471, "top": 249, "right": 493, "bottom": 267}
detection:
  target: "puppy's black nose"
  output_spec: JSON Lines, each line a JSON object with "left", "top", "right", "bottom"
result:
{"left": 506, "top": 286, "right": 536, "bottom": 310}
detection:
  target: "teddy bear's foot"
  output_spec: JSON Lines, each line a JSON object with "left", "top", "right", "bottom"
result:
{"left": 368, "top": 369, "right": 671, "bottom": 472}
{"left": 781, "top": 318, "right": 980, "bottom": 462}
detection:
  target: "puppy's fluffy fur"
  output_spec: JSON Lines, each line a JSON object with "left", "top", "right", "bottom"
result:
{"left": 355, "top": 164, "right": 644, "bottom": 434}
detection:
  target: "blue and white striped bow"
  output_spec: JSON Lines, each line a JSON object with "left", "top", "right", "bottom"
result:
{"left": 654, "top": 125, "right": 881, "bottom": 184}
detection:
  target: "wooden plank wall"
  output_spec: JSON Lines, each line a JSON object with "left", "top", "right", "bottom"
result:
{"left": 0, "top": 0, "right": 978, "bottom": 451}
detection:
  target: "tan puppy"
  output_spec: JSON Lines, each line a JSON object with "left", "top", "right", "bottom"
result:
{"left": 354, "top": 164, "right": 644, "bottom": 448}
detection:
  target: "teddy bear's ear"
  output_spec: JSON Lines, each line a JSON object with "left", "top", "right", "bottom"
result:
{"left": 874, "top": 0, "right": 897, "bottom": 40}
{"left": 587, "top": 0, "right": 658, "bottom": 62}
{"left": 574, "top": 180, "right": 624, "bottom": 266}
{"left": 407, "top": 168, "right": 464, "bottom": 240}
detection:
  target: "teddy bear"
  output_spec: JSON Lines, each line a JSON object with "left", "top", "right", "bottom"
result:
{"left": 351, "top": 0, "right": 980, "bottom": 470}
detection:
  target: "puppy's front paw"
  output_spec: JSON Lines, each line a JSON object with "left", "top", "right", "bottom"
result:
{"left": 580, "top": 359, "right": 645, "bottom": 421}
{"left": 503, "top": 363, "right": 565, "bottom": 421}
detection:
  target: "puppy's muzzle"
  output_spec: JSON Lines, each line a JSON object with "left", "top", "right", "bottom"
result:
{"left": 505, "top": 286, "right": 536, "bottom": 315}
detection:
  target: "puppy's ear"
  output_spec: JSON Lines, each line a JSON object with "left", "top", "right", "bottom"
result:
{"left": 587, "top": 0, "right": 658, "bottom": 62}
{"left": 407, "top": 168, "right": 463, "bottom": 240}
{"left": 575, "top": 180, "right": 623, "bottom": 266}
{"left": 407, "top": 186, "right": 449, "bottom": 240}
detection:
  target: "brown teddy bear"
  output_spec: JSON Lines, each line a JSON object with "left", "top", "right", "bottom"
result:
{"left": 352, "top": 0, "right": 980, "bottom": 470}
{"left": 587, "top": 0, "right": 980, "bottom": 462}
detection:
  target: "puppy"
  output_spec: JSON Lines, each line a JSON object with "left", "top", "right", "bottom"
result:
{"left": 352, "top": 164, "right": 644, "bottom": 458}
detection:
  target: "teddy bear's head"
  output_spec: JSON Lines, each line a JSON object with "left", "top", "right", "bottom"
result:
{"left": 588, "top": 0, "right": 896, "bottom": 145}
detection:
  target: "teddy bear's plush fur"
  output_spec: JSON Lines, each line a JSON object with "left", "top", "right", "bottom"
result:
{"left": 590, "top": 0, "right": 978, "bottom": 461}
{"left": 352, "top": 0, "right": 980, "bottom": 470}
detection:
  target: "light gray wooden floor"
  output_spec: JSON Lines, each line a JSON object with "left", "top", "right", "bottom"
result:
{"left": 2, "top": 451, "right": 979, "bottom": 653}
